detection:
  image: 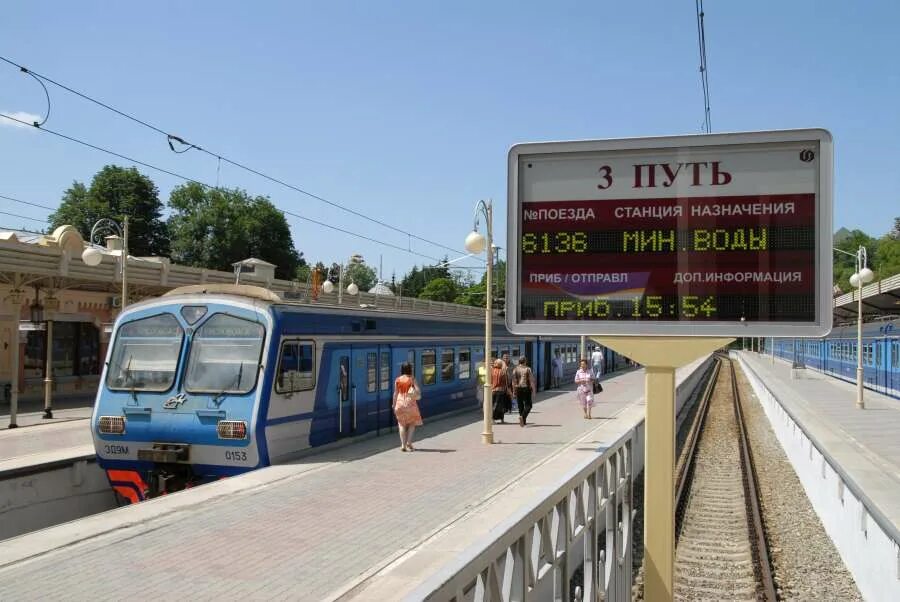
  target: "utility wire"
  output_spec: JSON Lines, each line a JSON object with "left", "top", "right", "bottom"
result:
{"left": 695, "top": 0, "right": 712, "bottom": 133}
{"left": 0, "top": 224, "right": 46, "bottom": 235}
{"left": 0, "top": 111, "right": 482, "bottom": 268}
{"left": 0, "top": 193, "right": 56, "bottom": 212}
{"left": 0, "top": 54, "right": 474, "bottom": 259}
{"left": 0, "top": 209, "right": 49, "bottom": 224}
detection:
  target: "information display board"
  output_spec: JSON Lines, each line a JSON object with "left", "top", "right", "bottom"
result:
{"left": 506, "top": 129, "right": 833, "bottom": 336}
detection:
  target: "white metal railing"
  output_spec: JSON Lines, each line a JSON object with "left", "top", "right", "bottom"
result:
{"left": 404, "top": 356, "right": 714, "bottom": 602}
{"left": 0, "top": 239, "right": 487, "bottom": 320}
{"left": 833, "top": 273, "right": 900, "bottom": 308}
{"left": 410, "top": 437, "right": 634, "bottom": 602}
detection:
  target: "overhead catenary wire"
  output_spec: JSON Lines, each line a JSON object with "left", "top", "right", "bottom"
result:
{"left": 695, "top": 0, "right": 712, "bottom": 133}
{"left": 0, "top": 111, "right": 483, "bottom": 268}
{"left": 0, "top": 193, "right": 56, "bottom": 212}
{"left": 0, "top": 54, "right": 475, "bottom": 260}
{"left": 0, "top": 209, "right": 49, "bottom": 224}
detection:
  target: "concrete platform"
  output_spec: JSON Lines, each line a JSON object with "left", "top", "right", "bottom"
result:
{"left": 738, "top": 351, "right": 900, "bottom": 602}
{"left": 0, "top": 359, "right": 708, "bottom": 600}
{"left": 0, "top": 414, "right": 93, "bottom": 474}
{"left": 741, "top": 351, "right": 900, "bottom": 527}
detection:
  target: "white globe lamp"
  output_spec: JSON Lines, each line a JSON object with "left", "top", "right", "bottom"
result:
{"left": 347, "top": 282, "right": 359, "bottom": 296}
{"left": 465, "top": 230, "right": 486, "bottom": 254}
{"left": 82, "top": 246, "right": 104, "bottom": 267}
{"left": 322, "top": 280, "right": 335, "bottom": 294}
{"left": 849, "top": 273, "right": 861, "bottom": 289}
{"left": 858, "top": 267, "right": 874, "bottom": 284}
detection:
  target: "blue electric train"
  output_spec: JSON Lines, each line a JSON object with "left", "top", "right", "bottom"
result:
{"left": 92, "top": 284, "right": 615, "bottom": 502}
{"left": 770, "top": 316, "right": 900, "bottom": 398}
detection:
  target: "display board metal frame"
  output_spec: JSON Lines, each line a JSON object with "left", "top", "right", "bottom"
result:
{"left": 506, "top": 129, "right": 833, "bottom": 337}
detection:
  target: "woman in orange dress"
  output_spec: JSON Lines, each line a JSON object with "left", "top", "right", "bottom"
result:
{"left": 393, "top": 361, "right": 423, "bottom": 451}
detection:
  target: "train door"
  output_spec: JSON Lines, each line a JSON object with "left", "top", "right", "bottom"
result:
{"left": 336, "top": 354, "right": 353, "bottom": 438}
{"left": 376, "top": 345, "right": 393, "bottom": 434}
{"left": 543, "top": 342, "right": 552, "bottom": 389}
{"left": 344, "top": 346, "right": 380, "bottom": 436}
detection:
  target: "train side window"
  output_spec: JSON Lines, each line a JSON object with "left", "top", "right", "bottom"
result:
{"left": 459, "top": 348, "right": 471, "bottom": 380}
{"left": 276, "top": 340, "right": 315, "bottom": 393}
{"left": 875, "top": 343, "right": 882, "bottom": 366}
{"left": 441, "top": 348, "right": 455, "bottom": 382}
{"left": 339, "top": 356, "right": 350, "bottom": 402}
{"left": 422, "top": 349, "right": 436, "bottom": 385}
{"left": 380, "top": 351, "right": 391, "bottom": 391}
{"left": 366, "top": 352, "right": 377, "bottom": 393}
{"left": 512, "top": 347, "right": 520, "bottom": 359}
{"left": 407, "top": 350, "right": 416, "bottom": 376}
{"left": 891, "top": 341, "right": 899, "bottom": 369}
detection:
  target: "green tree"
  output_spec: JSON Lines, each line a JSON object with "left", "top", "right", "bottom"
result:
{"left": 167, "top": 183, "right": 304, "bottom": 279}
{"left": 833, "top": 230, "right": 877, "bottom": 291}
{"left": 49, "top": 165, "right": 169, "bottom": 257}
{"left": 419, "top": 277, "right": 458, "bottom": 303}
{"left": 399, "top": 265, "right": 425, "bottom": 297}
{"left": 875, "top": 223, "right": 900, "bottom": 281}
{"left": 345, "top": 261, "right": 377, "bottom": 292}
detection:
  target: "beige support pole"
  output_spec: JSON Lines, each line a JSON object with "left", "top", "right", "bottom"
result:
{"left": 482, "top": 204, "right": 494, "bottom": 445}
{"left": 121, "top": 216, "right": 129, "bottom": 308}
{"left": 43, "top": 318, "right": 53, "bottom": 419}
{"left": 593, "top": 336, "right": 732, "bottom": 602}
{"left": 644, "top": 366, "right": 675, "bottom": 600}
{"left": 8, "top": 313, "right": 19, "bottom": 428}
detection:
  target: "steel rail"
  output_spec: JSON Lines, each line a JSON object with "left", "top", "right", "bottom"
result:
{"left": 674, "top": 355, "right": 720, "bottom": 529}
{"left": 730, "top": 358, "right": 779, "bottom": 601}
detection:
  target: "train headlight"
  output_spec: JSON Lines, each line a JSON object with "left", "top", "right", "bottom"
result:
{"left": 217, "top": 420, "right": 247, "bottom": 440}
{"left": 99, "top": 415, "right": 127, "bottom": 435}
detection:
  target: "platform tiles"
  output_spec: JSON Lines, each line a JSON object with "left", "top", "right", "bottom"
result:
{"left": 738, "top": 351, "right": 900, "bottom": 602}
{"left": 0, "top": 358, "right": 709, "bottom": 601}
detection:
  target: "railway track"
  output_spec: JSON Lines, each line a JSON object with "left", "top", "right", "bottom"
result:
{"left": 673, "top": 354, "right": 777, "bottom": 601}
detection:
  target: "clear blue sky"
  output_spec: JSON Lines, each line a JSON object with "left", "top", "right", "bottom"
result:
{"left": 2, "top": 1, "right": 898, "bottom": 280}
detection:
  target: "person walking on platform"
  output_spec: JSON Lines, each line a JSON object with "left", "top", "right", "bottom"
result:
{"left": 575, "top": 359, "right": 595, "bottom": 419}
{"left": 513, "top": 356, "right": 537, "bottom": 426}
{"left": 491, "top": 359, "right": 509, "bottom": 423}
{"left": 393, "top": 362, "right": 423, "bottom": 451}
{"left": 551, "top": 350, "right": 563, "bottom": 389}
{"left": 591, "top": 346, "right": 604, "bottom": 380}
{"left": 502, "top": 352, "right": 515, "bottom": 414}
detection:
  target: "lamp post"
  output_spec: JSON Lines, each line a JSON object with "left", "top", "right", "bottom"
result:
{"left": 835, "top": 246, "right": 874, "bottom": 409}
{"left": 321, "top": 263, "right": 359, "bottom": 303}
{"left": 465, "top": 199, "right": 494, "bottom": 445}
{"left": 82, "top": 217, "right": 129, "bottom": 309}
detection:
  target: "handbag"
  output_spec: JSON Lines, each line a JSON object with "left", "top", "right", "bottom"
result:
{"left": 592, "top": 381, "right": 603, "bottom": 394}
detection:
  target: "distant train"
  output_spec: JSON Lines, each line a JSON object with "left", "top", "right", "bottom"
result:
{"left": 92, "top": 285, "right": 620, "bottom": 502}
{"left": 770, "top": 317, "right": 899, "bottom": 398}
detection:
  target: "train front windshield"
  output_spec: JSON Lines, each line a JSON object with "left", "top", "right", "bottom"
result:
{"left": 106, "top": 314, "right": 184, "bottom": 391}
{"left": 183, "top": 313, "right": 264, "bottom": 394}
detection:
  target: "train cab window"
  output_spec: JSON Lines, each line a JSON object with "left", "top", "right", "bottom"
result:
{"left": 276, "top": 341, "right": 315, "bottom": 393}
{"left": 366, "top": 353, "right": 377, "bottom": 393}
{"left": 459, "top": 349, "right": 471, "bottom": 380}
{"left": 185, "top": 314, "right": 264, "bottom": 394}
{"left": 339, "top": 356, "right": 350, "bottom": 402}
{"left": 422, "top": 349, "right": 436, "bottom": 385}
{"left": 441, "top": 349, "right": 455, "bottom": 382}
{"left": 380, "top": 351, "right": 391, "bottom": 391}
{"left": 106, "top": 313, "right": 184, "bottom": 392}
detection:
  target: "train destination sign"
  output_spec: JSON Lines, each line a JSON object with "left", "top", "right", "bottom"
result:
{"left": 506, "top": 129, "right": 833, "bottom": 337}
